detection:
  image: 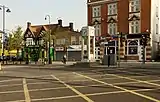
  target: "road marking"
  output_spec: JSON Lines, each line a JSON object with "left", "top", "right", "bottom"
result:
{"left": 113, "top": 79, "right": 160, "bottom": 85}
{"left": 0, "top": 90, "right": 24, "bottom": 94}
{"left": 7, "top": 100, "right": 25, "bottom": 102}
{"left": 23, "top": 78, "right": 31, "bottom": 102}
{"left": 0, "top": 83, "right": 22, "bottom": 87}
{"left": 0, "top": 79, "right": 21, "bottom": 83}
{"left": 74, "top": 72, "right": 160, "bottom": 102}
{"left": 31, "top": 95, "right": 79, "bottom": 101}
{"left": 51, "top": 75, "right": 94, "bottom": 102}
{"left": 86, "top": 88, "right": 160, "bottom": 96}
{"left": 107, "top": 70, "right": 160, "bottom": 87}
{"left": 29, "top": 88, "right": 160, "bottom": 102}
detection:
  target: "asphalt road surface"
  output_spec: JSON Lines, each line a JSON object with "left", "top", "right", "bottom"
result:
{"left": 0, "top": 65, "right": 159, "bottom": 102}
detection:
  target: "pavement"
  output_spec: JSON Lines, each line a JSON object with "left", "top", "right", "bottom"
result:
{"left": 0, "top": 63, "right": 159, "bottom": 102}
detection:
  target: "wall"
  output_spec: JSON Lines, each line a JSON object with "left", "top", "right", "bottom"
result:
{"left": 150, "top": 0, "right": 160, "bottom": 59}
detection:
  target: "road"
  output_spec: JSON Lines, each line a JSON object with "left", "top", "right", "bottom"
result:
{"left": 0, "top": 65, "right": 159, "bottom": 102}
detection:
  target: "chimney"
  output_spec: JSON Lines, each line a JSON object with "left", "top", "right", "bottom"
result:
{"left": 58, "top": 19, "right": 62, "bottom": 26}
{"left": 27, "top": 22, "right": 31, "bottom": 28}
{"left": 69, "top": 23, "right": 73, "bottom": 31}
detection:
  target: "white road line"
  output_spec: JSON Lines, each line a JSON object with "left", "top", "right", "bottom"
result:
{"left": 0, "top": 79, "right": 21, "bottom": 83}
{"left": 51, "top": 75, "right": 94, "bottom": 102}
{"left": 23, "top": 78, "right": 31, "bottom": 102}
{"left": 74, "top": 72, "right": 160, "bottom": 102}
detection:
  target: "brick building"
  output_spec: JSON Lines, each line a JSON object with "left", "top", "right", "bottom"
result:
{"left": 88, "top": 0, "right": 160, "bottom": 61}
{"left": 23, "top": 19, "right": 81, "bottom": 61}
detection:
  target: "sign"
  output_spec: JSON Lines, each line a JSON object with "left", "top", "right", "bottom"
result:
{"left": 55, "top": 47, "right": 64, "bottom": 51}
{"left": 81, "top": 26, "right": 88, "bottom": 37}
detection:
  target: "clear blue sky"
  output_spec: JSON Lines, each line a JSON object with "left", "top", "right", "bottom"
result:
{"left": 0, "top": 0, "right": 87, "bottom": 32}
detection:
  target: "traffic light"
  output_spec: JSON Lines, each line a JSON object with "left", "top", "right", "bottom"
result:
{"left": 141, "top": 34, "right": 150, "bottom": 47}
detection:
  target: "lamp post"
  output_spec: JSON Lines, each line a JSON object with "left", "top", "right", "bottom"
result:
{"left": 0, "top": 5, "right": 11, "bottom": 64}
{"left": 45, "top": 15, "right": 52, "bottom": 64}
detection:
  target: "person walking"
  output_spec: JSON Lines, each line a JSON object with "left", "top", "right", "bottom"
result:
{"left": 62, "top": 54, "right": 67, "bottom": 64}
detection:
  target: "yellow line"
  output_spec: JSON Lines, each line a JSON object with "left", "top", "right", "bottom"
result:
{"left": 23, "top": 78, "right": 31, "bottom": 102}
{"left": 74, "top": 72, "right": 160, "bottom": 102}
{"left": 51, "top": 75, "right": 94, "bottom": 102}
{"left": 86, "top": 88, "right": 159, "bottom": 96}
{"left": 108, "top": 71, "right": 160, "bottom": 87}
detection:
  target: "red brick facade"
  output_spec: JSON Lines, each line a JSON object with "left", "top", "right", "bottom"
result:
{"left": 88, "top": 0, "right": 152, "bottom": 61}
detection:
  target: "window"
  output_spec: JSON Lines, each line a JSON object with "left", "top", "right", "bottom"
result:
{"left": 108, "top": 3, "right": 117, "bottom": 15}
{"left": 79, "top": 36, "right": 82, "bottom": 44}
{"left": 129, "top": 20, "right": 140, "bottom": 34}
{"left": 94, "top": 24, "right": 101, "bottom": 36}
{"left": 26, "top": 38, "right": 34, "bottom": 46}
{"left": 129, "top": 0, "right": 140, "bottom": 12}
{"left": 156, "top": 24, "right": 159, "bottom": 34}
{"left": 92, "top": 6, "right": 101, "bottom": 17}
{"left": 71, "top": 36, "right": 76, "bottom": 45}
{"left": 108, "top": 23, "right": 117, "bottom": 35}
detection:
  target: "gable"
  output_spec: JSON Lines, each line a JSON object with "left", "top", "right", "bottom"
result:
{"left": 24, "top": 28, "right": 34, "bottom": 38}
{"left": 128, "top": 15, "right": 140, "bottom": 21}
{"left": 107, "top": 17, "right": 117, "bottom": 23}
{"left": 37, "top": 26, "right": 45, "bottom": 38}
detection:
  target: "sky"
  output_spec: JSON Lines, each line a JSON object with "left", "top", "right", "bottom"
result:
{"left": 0, "top": 0, "right": 87, "bottom": 32}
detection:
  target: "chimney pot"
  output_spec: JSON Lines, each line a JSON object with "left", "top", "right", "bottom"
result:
{"left": 27, "top": 22, "right": 31, "bottom": 28}
{"left": 69, "top": 23, "right": 73, "bottom": 31}
{"left": 58, "top": 19, "right": 62, "bottom": 26}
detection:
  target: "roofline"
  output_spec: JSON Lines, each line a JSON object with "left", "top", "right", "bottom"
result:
{"left": 88, "top": 0, "right": 119, "bottom": 5}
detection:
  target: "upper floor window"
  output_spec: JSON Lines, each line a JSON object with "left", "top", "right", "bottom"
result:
{"left": 92, "top": 6, "right": 101, "bottom": 17}
{"left": 108, "top": 3, "right": 117, "bottom": 15}
{"left": 26, "top": 38, "right": 34, "bottom": 46}
{"left": 56, "top": 38, "right": 66, "bottom": 45}
{"left": 129, "top": 20, "right": 140, "bottom": 34}
{"left": 108, "top": 23, "right": 117, "bottom": 35}
{"left": 94, "top": 24, "right": 101, "bottom": 36}
{"left": 129, "top": 0, "right": 140, "bottom": 12}
{"left": 71, "top": 36, "right": 77, "bottom": 45}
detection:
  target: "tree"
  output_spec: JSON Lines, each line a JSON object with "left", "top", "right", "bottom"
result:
{"left": 9, "top": 26, "right": 23, "bottom": 56}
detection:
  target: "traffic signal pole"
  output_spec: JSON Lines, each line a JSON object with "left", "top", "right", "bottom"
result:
{"left": 142, "top": 44, "right": 146, "bottom": 64}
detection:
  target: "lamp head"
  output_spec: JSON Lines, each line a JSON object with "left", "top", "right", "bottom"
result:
{"left": 6, "top": 8, "right": 11, "bottom": 12}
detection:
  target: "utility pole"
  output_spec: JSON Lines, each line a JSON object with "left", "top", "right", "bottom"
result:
{"left": 0, "top": 5, "right": 11, "bottom": 64}
{"left": 45, "top": 15, "right": 52, "bottom": 64}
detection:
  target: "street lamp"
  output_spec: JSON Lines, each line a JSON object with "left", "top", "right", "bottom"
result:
{"left": 45, "top": 15, "right": 52, "bottom": 64}
{"left": 0, "top": 5, "right": 11, "bottom": 64}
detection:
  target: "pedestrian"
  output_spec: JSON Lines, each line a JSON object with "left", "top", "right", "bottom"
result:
{"left": 62, "top": 54, "right": 67, "bottom": 64}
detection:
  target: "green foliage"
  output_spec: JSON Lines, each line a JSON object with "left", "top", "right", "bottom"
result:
{"left": 8, "top": 26, "right": 23, "bottom": 50}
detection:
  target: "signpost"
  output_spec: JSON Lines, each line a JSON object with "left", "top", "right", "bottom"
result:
{"left": 81, "top": 26, "right": 95, "bottom": 62}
